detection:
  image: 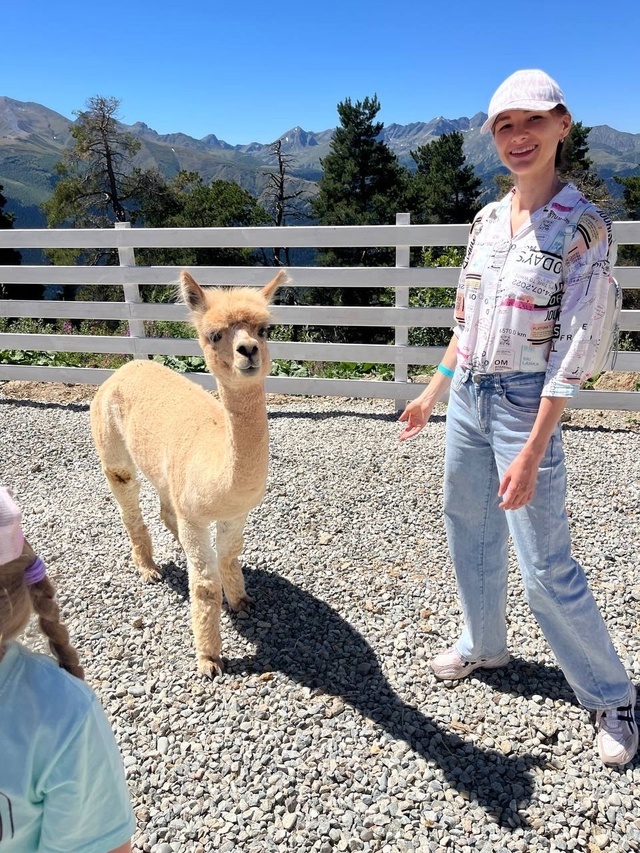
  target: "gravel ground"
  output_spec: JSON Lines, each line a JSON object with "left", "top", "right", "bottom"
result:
{"left": 1, "top": 383, "right": 640, "bottom": 853}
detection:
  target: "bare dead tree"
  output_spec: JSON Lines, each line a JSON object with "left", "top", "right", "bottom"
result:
{"left": 263, "top": 139, "right": 310, "bottom": 269}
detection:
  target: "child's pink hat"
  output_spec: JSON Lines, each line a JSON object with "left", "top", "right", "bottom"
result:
{"left": 0, "top": 487, "right": 25, "bottom": 564}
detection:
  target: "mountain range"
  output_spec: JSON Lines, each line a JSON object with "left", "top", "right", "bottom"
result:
{"left": 2, "top": 96, "right": 640, "bottom": 229}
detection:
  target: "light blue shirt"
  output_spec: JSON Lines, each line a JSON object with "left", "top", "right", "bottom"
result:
{"left": 0, "top": 642, "right": 135, "bottom": 852}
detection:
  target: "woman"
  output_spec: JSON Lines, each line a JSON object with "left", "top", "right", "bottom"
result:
{"left": 0, "top": 486, "right": 135, "bottom": 851}
{"left": 399, "top": 69, "right": 637, "bottom": 766}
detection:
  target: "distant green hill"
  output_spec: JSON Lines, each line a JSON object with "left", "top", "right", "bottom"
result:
{"left": 1, "top": 95, "right": 639, "bottom": 228}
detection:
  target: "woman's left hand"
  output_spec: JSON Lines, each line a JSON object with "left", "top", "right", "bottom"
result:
{"left": 499, "top": 396, "right": 567, "bottom": 510}
{"left": 498, "top": 451, "right": 540, "bottom": 510}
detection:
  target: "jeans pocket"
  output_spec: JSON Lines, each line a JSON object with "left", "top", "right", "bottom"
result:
{"left": 452, "top": 366, "right": 466, "bottom": 392}
{"left": 501, "top": 379, "right": 543, "bottom": 414}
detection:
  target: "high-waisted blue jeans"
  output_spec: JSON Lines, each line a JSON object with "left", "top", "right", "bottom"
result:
{"left": 443, "top": 368, "right": 631, "bottom": 710}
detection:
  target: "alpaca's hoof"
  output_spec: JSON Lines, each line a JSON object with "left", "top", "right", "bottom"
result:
{"left": 198, "top": 655, "right": 224, "bottom": 679}
{"left": 138, "top": 563, "right": 162, "bottom": 582}
{"left": 228, "top": 593, "right": 255, "bottom": 612}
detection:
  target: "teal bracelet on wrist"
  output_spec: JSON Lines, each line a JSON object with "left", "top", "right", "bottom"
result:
{"left": 437, "top": 363, "right": 455, "bottom": 378}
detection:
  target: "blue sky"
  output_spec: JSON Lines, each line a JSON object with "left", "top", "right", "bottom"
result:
{"left": 5, "top": 0, "right": 640, "bottom": 145}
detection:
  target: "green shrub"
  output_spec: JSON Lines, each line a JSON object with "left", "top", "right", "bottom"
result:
{"left": 152, "top": 354, "right": 206, "bottom": 372}
{"left": 145, "top": 320, "right": 195, "bottom": 339}
{"left": 0, "top": 349, "right": 57, "bottom": 366}
{"left": 271, "top": 359, "right": 394, "bottom": 380}
{"left": 271, "top": 360, "right": 310, "bottom": 378}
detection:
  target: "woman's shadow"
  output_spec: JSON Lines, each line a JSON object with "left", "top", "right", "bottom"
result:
{"left": 165, "top": 563, "right": 541, "bottom": 829}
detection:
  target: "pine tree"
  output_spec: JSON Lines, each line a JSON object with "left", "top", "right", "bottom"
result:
{"left": 558, "top": 122, "right": 614, "bottom": 213}
{"left": 408, "top": 131, "right": 482, "bottom": 225}
{"left": 614, "top": 173, "right": 640, "bottom": 270}
{"left": 310, "top": 96, "right": 409, "bottom": 344}
{"left": 404, "top": 133, "right": 481, "bottom": 345}
{"left": 614, "top": 173, "right": 640, "bottom": 220}
{"left": 0, "top": 185, "right": 21, "bottom": 266}
{"left": 493, "top": 173, "right": 514, "bottom": 198}
{"left": 312, "top": 95, "right": 408, "bottom": 268}
{"left": 0, "top": 185, "right": 32, "bottom": 301}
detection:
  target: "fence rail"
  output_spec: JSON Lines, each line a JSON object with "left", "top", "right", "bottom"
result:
{"left": 1, "top": 218, "right": 640, "bottom": 410}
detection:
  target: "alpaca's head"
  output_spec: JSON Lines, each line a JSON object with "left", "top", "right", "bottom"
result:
{"left": 180, "top": 271, "right": 285, "bottom": 388}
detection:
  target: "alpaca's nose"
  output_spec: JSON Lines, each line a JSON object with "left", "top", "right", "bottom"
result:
{"left": 237, "top": 343, "right": 258, "bottom": 359}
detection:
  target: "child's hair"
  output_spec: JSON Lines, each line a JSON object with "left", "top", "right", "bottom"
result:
{"left": 0, "top": 503, "right": 84, "bottom": 680}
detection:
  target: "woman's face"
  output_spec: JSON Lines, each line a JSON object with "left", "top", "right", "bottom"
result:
{"left": 492, "top": 109, "right": 571, "bottom": 180}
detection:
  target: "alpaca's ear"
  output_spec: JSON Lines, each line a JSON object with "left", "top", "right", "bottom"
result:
{"left": 180, "top": 271, "right": 208, "bottom": 314}
{"left": 260, "top": 269, "right": 289, "bottom": 303}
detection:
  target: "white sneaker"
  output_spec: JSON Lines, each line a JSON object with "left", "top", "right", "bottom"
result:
{"left": 430, "top": 645, "right": 511, "bottom": 680}
{"left": 596, "top": 683, "right": 638, "bottom": 766}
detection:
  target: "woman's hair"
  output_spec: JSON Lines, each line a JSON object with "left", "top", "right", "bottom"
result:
{"left": 0, "top": 540, "right": 84, "bottom": 679}
{"left": 553, "top": 104, "right": 571, "bottom": 170}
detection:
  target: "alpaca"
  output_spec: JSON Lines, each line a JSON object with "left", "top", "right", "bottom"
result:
{"left": 90, "top": 270, "right": 285, "bottom": 677}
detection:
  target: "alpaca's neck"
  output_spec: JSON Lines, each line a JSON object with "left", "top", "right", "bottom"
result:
{"left": 216, "top": 382, "right": 269, "bottom": 478}
{"left": 217, "top": 381, "right": 267, "bottom": 424}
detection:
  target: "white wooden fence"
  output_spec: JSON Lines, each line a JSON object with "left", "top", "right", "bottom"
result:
{"left": 1, "top": 216, "right": 639, "bottom": 410}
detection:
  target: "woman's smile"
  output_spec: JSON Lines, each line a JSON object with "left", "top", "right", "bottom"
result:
{"left": 510, "top": 144, "right": 536, "bottom": 158}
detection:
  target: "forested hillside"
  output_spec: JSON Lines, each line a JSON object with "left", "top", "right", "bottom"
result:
{"left": 2, "top": 95, "right": 639, "bottom": 228}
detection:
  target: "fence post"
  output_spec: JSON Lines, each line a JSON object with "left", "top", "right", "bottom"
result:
{"left": 394, "top": 212, "right": 411, "bottom": 413}
{"left": 115, "top": 221, "right": 146, "bottom": 359}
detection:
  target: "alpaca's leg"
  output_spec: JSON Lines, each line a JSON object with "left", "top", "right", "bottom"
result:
{"left": 159, "top": 493, "right": 179, "bottom": 540}
{"left": 216, "top": 516, "right": 253, "bottom": 611}
{"left": 103, "top": 467, "right": 160, "bottom": 582}
{"left": 178, "top": 517, "right": 224, "bottom": 678}
{"left": 91, "top": 395, "right": 160, "bottom": 581}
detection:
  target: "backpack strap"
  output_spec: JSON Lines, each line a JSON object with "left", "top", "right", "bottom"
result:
{"left": 560, "top": 199, "right": 588, "bottom": 270}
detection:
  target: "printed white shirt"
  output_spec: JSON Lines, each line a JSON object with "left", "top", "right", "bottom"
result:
{"left": 454, "top": 183, "right": 615, "bottom": 397}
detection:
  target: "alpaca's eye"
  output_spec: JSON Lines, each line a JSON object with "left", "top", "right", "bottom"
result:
{"left": 209, "top": 331, "right": 222, "bottom": 344}
{"left": 258, "top": 326, "right": 269, "bottom": 338}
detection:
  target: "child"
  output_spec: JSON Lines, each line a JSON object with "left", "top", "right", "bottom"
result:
{"left": 0, "top": 486, "right": 135, "bottom": 852}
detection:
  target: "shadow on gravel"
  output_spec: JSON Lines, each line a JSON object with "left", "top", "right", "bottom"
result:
{"left": 163, "top": 564, "right": 539, "bottom": 826}
{"left": 0, "top": 397, "right": 90, "bottom": 413}
{"left": 168, "top": 565, "right": 543, "bottom": 830}
{"left": 268, "top": 408, "right": 447, "bottom": 426}
{"left": 560, "top": 422, "right": 638, "bottom": 435}
{"left": 475, "top": 657, "right": 579, "bottom": 707}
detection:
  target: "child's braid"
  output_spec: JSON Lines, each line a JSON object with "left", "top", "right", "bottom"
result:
{"left": 28, "top": 575, "right": 85, "bottom": 680}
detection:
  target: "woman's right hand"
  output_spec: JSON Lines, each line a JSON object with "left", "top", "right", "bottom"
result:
{"left": 398, "top": 397, "right": 435, "bottom": 441}
{"left": 398, "top": 339, "right": 458, "bottom": 441}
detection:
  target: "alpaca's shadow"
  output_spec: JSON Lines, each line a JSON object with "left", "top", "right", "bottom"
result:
{"left": 164, "top": 564, "right": 540, "bottom": 828}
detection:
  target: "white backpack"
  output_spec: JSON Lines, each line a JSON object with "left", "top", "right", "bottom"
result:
{"left": 588, "top": 274, "right": 622, "bottom": 377}
{"left": 563, "top": 208, "right": 622, "bottom": 379}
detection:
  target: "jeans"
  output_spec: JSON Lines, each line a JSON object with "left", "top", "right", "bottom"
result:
{"left": 443, "top": 368, "right": 631, "bottom": 710}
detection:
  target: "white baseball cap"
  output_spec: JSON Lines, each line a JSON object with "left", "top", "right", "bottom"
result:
{"left": 481, "top": 69, "right": 566, "bottom": 134}
{"left": 0, "top": 486, "right": 24, "bottom": 564}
